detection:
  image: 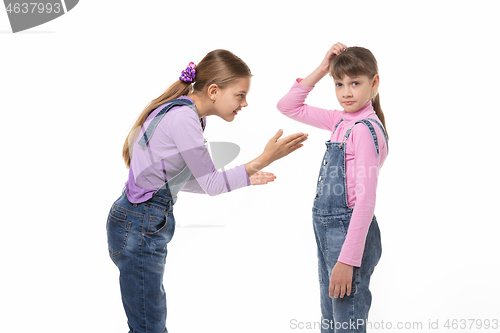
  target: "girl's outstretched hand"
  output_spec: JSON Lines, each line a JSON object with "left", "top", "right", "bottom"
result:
{"left": 263, "top": 129, "right": 308, "bottom": 164}
{"left": 249, "top": 171, "right": 277, "bottom": 185}
{"left": 244, "top": 130, "right": 308, "bottom": 178}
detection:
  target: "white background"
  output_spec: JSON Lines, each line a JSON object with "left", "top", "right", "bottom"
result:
{"left": 1, "top": 1, "right": 499, "bottom": 332}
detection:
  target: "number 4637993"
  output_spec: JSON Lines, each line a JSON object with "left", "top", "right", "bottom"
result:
{"left": 6, "top": 2, "right": 62, "bottom": 14}
{"left": 444, "top": 319, "right": 498, "bottom": 330}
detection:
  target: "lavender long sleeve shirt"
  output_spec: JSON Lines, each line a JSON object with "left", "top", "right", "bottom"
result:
{"left": 125, "top": 96, "right": 251, "bottom": 203}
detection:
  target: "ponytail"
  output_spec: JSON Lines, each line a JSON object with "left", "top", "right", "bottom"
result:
{"left": 122, "top": 80, "right": 191, "bottom": 168}
{"left": 371, "top": 93, "right": 388, "bottom": 140}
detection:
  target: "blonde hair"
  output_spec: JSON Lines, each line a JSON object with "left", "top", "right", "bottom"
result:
{"left": 122, "top": 49, "right": 252, "bottom": 168}
{"left": 329, "top": 46, "right": 388, "bottom": 139}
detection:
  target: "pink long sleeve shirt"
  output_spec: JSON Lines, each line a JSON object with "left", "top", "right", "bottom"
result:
{"left": 277, "top": 80, "right": 388, "bottom": 267}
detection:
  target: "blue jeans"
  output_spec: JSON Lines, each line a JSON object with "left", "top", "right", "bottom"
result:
{"left": 313, "top": 213, "right": 382, "bottom": 333}
{"left": 107, "top": 188, "right": 175, "bottom": 333}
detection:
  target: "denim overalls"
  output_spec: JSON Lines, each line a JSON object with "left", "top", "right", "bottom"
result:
{"left": 107, "top": 99, "right": 201, "bottom": 333}
{"left": 312, "top": 118, "right": 388, "bottom": 333}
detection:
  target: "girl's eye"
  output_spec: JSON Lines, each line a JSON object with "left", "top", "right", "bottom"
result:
{"left": 352, "top": 82, "right": 359, "bottom": 86}
{"left": 238, "top": 94, "right": 244, "bottom": 98}
{"left": 335, "top": 83, "right": 342, "bottom": 87}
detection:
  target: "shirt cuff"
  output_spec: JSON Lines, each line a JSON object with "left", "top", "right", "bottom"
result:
{"left": 337, "top": 256, "right": 361, "bottom": 268}
{"left": 244, "top": 165, "right": 251, "bottom": 186}
{"left": 295, "top": 78, "right": 315, "bottom": 90}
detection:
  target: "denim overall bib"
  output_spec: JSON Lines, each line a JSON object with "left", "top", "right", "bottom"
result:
{"left": 312, "top": 118, "right": 387, "bottom": 333}
{"left": 107, "top": 99, "right": 201, "bottom": 333}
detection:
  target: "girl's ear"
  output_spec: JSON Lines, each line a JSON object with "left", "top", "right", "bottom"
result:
{"left": 207, "top": 83, "right": 219, "bottom": 102}
{"left": 371, "top": 74, "right": 380, "bottom": 91}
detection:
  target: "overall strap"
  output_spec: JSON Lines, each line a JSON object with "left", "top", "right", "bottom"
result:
{"left": 366, "top": 118, "right": 389, "bottom": 154}
{"left": 343, "top": 118, "right": 389, "bottom": 157}
{"left": 138, "top": 99, "right": 197, "bottom": 148}
{"left": 331, "top": 119, "right": 344, "bottom": 136}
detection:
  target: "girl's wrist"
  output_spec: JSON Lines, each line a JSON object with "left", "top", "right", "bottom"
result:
{"left": 245, "top": 154, "right": 271, "bottom": 177}
{"left": 300, "top": 66, "right": 329, "bottom": 87}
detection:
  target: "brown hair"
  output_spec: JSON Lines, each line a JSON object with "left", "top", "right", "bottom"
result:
{"left": 329, "top": 46, "right": 388, "bottom": 139}
{"left": 122, "top": 49, "right": 252, "bottom": 168}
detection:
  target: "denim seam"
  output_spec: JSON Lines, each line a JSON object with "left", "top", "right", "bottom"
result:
{"left": 340, "top": 220, "right": 348, "bottom": 236}
{"left": 341, "top": 145, "right": 349, "bottom": 208}
{"left": 139, "top": 230, "right": 148, "bottom": 333}
{"left": 322, "top": 223, "right": 328, "bottom": 253}
{"left": 135, "top": 210, "right": 148, "bottom": 332}
{"left": 149, "top": 196, "right": 173, "bottom": 206}
{"left": 312, "top": 207, "right": 353, "bottom": 216}
{"left": 113, "top": 204, "right": 144, "bottom": 218}
{"left": 144, "top": 203, "right": 170, "bottom": 214}
{"left": 139, "top": 212, "right": 146, "bottom": 247}
{"left": 355, "top": 267, "right": 360, "bottom": 294}
{"left": 149, "top": 192, "right": 173, "bottom": 204}
{"left": 111, "top": 208, "right": 126, "bottom": 220}
{"left": 350, "top": 295, "right": 355, "bottom": 333}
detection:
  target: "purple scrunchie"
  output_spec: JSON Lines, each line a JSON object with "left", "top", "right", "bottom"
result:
{"left": 179, "top": 62, "right": 196, "bottom": 82}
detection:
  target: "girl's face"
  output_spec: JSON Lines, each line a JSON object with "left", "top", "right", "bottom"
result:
{"left": 214, "top": 77, "right": 250, "bottom": 122}
{"left": 333, "top": 74, "right": 379, "bottom": 113}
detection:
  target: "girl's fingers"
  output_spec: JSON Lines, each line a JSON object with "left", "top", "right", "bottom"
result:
{"left": 280, "top": 132, "right": 307, "bottom": 144}
{"left": 339, "top": 284, "right": 346, "bottom": 298}
{"left": 253, "top": 171, "right": 276, "bottom": 180}
{"left": 288, "top": 132, "right": 306, "bottom": 140}
{"left": 284, "top": 136, "right": 307, "bottom": 155}
{"left": 259, "top": 172, "right": 276, "bottom": 180}
{"left": 265, "top": 131, "right": 308, "bottom": 161}
{"left": 328, "top": 42, "right": 347, "bottom": 56}
{"left": 272, "top": 129, "right": 283, "bottom": 141}
{"left": 289, "top": 144, "right": 303, "bottom": 154}
{"left": 332, "top": 42, "right": 347, "bottom": 55}
{"left": 333, "top": 285, "right": 340, "bottom": 298}
{"left": 288, "top": 133, "right": 309, "bottom": 147}
{"left": 326, "top": 45, "right": 339, "bottom": 60}
{"left": 252, "top": 172, "right": 277, "bottom": 185}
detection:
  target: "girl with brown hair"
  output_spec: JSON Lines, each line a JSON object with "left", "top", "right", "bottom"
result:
{"left": 277, "top": 43, "right": 389, "bottom": 332}
{"left": 107, "top": 49, "right": 308, "bottom": 333}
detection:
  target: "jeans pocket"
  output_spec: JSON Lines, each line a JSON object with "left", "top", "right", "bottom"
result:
{"left": 107, "top": 207, "right": 132, "bottom": 256}
{"left": 145, "top": 214, "right": 168, "bottom": 236}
